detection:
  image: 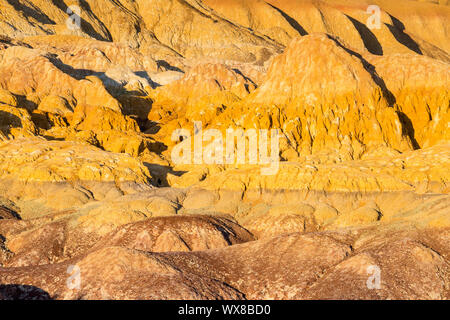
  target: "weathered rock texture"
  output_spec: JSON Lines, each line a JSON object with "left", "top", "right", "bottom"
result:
{"left": 0, "top": 0, "right": 449, "bottom": 300}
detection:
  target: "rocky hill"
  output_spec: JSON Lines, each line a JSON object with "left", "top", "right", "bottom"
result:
{"left": 0, "top": 0, "right": 449, "bottom": 300}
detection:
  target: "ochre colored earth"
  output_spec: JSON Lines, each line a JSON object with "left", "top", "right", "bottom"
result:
{"left": 0, "top": 0, "right": 449, "bottom": 300}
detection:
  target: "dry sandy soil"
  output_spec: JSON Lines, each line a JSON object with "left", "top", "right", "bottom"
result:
{"left": 0, "top": 0, "right": 449, "bottom": 300}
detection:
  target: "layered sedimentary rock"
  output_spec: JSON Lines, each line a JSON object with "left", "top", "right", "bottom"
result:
{"left": 0, "top": 137, "right": 153, "bottom": 215}
{"left": 1, "top": 227, "right": 448, "bottom": 299}
{"left": 0, "top": 0, "right": 449, "bottom": 300}
{"left": 212, "top": 34, "right": 415, "bottom": 160}
{"left": 369, "top": 54, "right": 450, "bottom": 147}
{"left": 206, "top": 0, "right": 450, "bottom": 59}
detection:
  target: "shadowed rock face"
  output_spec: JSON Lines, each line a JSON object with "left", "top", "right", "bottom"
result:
{"left": 0, "top": 284, "right": 51, "bottom": 300}
{"left": 0, "top": 0, "right": 449, "bottom": 300}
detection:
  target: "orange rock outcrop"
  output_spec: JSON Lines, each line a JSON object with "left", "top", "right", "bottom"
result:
{"left": 0, "top": 0, "right": 448, "bottom": 300}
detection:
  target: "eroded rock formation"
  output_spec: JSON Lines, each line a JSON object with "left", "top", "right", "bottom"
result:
{"left": 0, "top": 0, "right": 448, "bottom": 300}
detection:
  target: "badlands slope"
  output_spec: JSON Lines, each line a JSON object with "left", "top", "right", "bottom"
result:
{"left": 0, "top": 0, "right": 449, "bottom": 300}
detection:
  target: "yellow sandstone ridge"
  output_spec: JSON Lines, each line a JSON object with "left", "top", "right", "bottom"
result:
{"left": 0, "top": 0, "right": 449, "bottom": 300}
{"left": 211, "top": 34, "right": 414, "bottom": 160}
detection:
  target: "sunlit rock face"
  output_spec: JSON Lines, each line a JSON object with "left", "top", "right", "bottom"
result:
{"left": 0, "top": 0, "right": 449, "bottom": 300}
